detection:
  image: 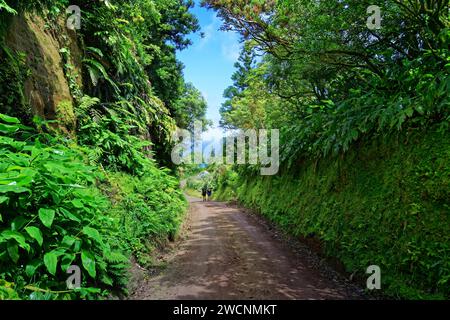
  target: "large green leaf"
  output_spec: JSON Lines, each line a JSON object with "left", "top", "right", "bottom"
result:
{"left": 81, "top": 250, "right": 96, "bottom": 278}
{"left": 86, "top": 46, "right": 104, "bottom": 58}
{"left": 43, "top": 250, "right": 64, "bottom": 276}
{"left": 83, "top": 58, "right": 119, "bottom": 93}
{"left": 59, "top": 208, "right": 81, "bottom": 223}
{"left": 43, "top": 252, "right": 58, "bottom": 276}
{"left": 0, "top": 113, "right": 20, "bottom": 124}
{"left": 0, "top": 123, "right": 19, "bottom": 134}
{"left": 7, "top": 241, "right": 19, "bottom": 263}
{"left": 38, "top": 208, "right": 55, "bottom": 228}
{"left": 25, "top": 260, "right": 42, "bottom": 277}
{"left": 11, "top": 216, "right": 27, "bottom": 231}
{"left": 25, "top": 227, "right": 43, "bottom": 246}
{"left": 2, "top": 230, "right": 30, "bottom": 251}
{"left": 82, "top": 226, "right": 103, "bottom": 244}
{"left": 70, "top": 199, "right": 84, "bottom": 209}
{"left": 0, "top": 184, "right": 30, "bottom": 194}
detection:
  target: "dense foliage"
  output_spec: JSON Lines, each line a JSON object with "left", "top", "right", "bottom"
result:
{"left": 0, "top": 113, "right": 187, "bottom": 299}
{"left": 0, "top": 0, "right": 200, "bottom": 299}
{"left": 0, "top": 114, "right": 128, "bottom": 299}
{"left": 0, "top": 0, "right": 448, "bottom": 301}
{"left": 214, "top": 128, "right": 450, "bottom": 299}
{"left": 71, "top": 0, "right": 209, "bottom": 165}
{"left": 205, "top": 0, "right": 449, "bottom": 162}
{"left": 205, "top": 0, "right": 450, "bottom": 299}
{"left": 106, "top": 169, "right": 186, "bottom": 267}
{"left": 1, "top": 0, "right": 209, "bottom": 164}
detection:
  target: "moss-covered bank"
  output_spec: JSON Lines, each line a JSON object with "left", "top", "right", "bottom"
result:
{"left": 215, "top": 128, "right": 450, "bottom": 299}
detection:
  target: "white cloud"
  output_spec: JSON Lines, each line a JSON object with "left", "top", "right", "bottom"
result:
{"left": 195, "top": 13, "right": 241, "bottom": 63}
{"left": 197, "top": 15, "right": 221, "bottom": 49}
{"left": 221, "top": 31, "right": 241, "bottom": 62}
{"left": 221, "top": 41, "right": 240, "bottom": 62}
{"left": 202, "top": 126, "right": 225, "bottom": 144}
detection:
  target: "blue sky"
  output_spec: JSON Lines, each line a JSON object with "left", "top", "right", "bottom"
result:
{"left": 176, "top": 2, "right": 242, "bottom": 142}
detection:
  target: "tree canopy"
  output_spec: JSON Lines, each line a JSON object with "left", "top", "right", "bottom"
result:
{"left": 205, "top": 0, "right": 449, "bottom": 164}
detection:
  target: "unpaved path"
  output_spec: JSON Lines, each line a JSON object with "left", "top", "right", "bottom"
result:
{"left": 130, "top": 197, "right": 363, "bottom": 300}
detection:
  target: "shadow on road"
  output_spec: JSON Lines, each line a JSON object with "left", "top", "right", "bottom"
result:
{"left": 130, "top": 198, "right": 364, "bottom": 300}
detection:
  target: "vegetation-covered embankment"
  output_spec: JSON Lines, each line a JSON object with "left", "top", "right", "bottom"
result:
{"left": 0, "top": 0, "right": 206, "bottom": 299}
{"left": 214, "top": 127, "right": 449, "bottom": 299}
{"left": 0, "top": 114, "right": 186, "bottom": 299}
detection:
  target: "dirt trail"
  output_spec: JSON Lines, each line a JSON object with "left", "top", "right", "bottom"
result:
{"left": 130, "top": 197, "right": 363, "bottom": 300}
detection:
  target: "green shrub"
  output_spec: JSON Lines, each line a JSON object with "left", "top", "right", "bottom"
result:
{"left": 0, "top": 280, "right": 19, "bottom": 299}
{"left": 75, "top": 97, "right": 155, "bottom": 175}
{"left": 0, "top": 113, "right": 128, "bottom": 299}
{"left": 106, "top": 166, "right": 187, "bottom": 267}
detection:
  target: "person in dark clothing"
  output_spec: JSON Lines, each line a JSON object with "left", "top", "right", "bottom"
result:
{"left": 207, "top": 188, "right": 212, "bottom": 201}
{"left": 201, "top": 185, "right": 207, "bottom": 202}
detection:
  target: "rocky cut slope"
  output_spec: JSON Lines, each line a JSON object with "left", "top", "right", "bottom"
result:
{"left": 1, "top": 12, "right": 82, "bottom": 134}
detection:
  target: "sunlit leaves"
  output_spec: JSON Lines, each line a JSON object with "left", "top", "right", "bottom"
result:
{"left": 0, "top": 114, "right": 128, "bottom": 299}
{"left": 24, "top": 227, "right": 43, "bottom": 246}
{"left": 38, "top": 209, "right": 55, "bottom": 228}
{"left": 43, "top": 251, "right": 59, "bottom": 276}
{"left": 81, "top": 250, "right": 96, "bottom": 278}
{"left": 210, "top": 0, "right": 449, "bottom": 166}
{"left": 0, "top": 0, "right": 17, "bottom": 14}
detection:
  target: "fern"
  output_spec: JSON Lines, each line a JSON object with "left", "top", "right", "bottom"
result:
{"left": 77, "top": 95, "right": 100, "bottom": 116}
{"left": 86, "top": 46, "right": 104, "bottom": 58}
{"left": 83, "top": 58, "right": 120, "bottom": 93}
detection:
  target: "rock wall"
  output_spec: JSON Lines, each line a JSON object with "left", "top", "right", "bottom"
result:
{"left": 2, "top": 13, "right": 83, "bottom": 134}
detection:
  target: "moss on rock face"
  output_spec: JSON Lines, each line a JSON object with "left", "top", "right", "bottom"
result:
{"left": 0, "top": 44, "right": 30, "bottom": 121}
{"left": 56, "top": 99, "right": 76, "bottom": 132}
{"left": 1, "top": 13, "right": 77, "bottom": 132}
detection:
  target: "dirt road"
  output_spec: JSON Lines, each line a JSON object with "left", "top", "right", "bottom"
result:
{"left": 130, "top": 197, "right": 363, "bottom": 300}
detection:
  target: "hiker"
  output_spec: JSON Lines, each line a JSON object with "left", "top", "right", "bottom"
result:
{"left": 207, "top": 188, "right": 212, "bottom": 201}
{"left": 201, "top": 185, "right": 207, "bottom": 202}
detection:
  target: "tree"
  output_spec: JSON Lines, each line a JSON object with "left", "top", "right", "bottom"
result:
{"left": 144, "top": 0, "right": 201, "bottom": 112}
{"left": 205, "top": 0, "right": 449, "bottom": 160}
{"left": 173, "top": 82, "right": 211, "bottom": 131}
{"left": 220, "top": 48, "right": 255, "bottom": 129}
